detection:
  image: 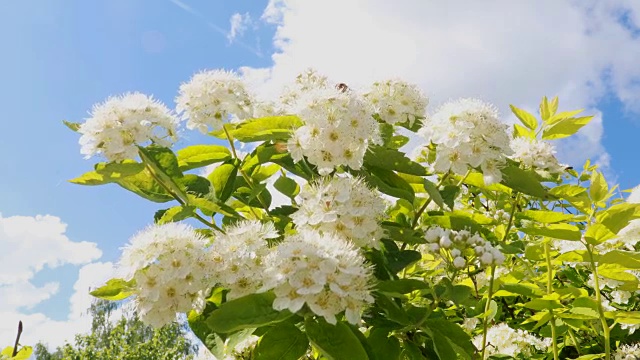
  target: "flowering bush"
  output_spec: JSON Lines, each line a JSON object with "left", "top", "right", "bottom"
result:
{"left": 66, "top": 68, "right": 640, "bottom": 360}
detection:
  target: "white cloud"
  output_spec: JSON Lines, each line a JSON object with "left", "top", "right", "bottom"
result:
{"left": 227, "top": 13, "right": 253, "bottom": 43}
{"left": 0, "top": 213, "right": 114, "bottom": 350}
{"left": 243, "top": 0, "right": 640, "bottom": 171}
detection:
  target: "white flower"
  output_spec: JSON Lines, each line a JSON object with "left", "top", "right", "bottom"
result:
{"left": 78, "top": 92, "right": 178, "bottom": 162}
{"left": 614, "top": 343, "right": 640, "bottom": 360}
{"left": 210, "top": 220, "right": 279, "bottom": 299}
{"left": 263, "top": 229, "right": 374, "bottom": 325}
{"left": 292, "top": 176, "right": 386, "bottom": 249}
{"left": 176, "top": 69, "right": 253, "bottom": 133}
{"left": 462, "top": 317, "right": 479, "bottom": 332}
{"left": 283, "top": 70, "right": 381, "bottom": 175}
{"left": 417, "top": 98, "right": 512, "bottom": 185}
{"left": 116, "top": 223, "right": 211, "bottom": 328}
{"left": 612, "top": 290, "right": 632, "bottom": 304}
{"left": 364, "top": 79, "right": 428, "bottom": 125}
{"left": 510, "top": 137, "right": 565, "bottom": 175}
{"left": 453, "top": 256, "right": 466, "bottom": 268}
{"left": 472, "top": 323, "right": 549, "bottom": 358}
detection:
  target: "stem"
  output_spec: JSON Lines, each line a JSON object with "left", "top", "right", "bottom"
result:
{"left": 12, "top": 321, "right": 22, "bottom": 357}
{"left": 222, "top": 124, "right": 272, "bottom": 217}
{"left": 586, "top": 244, "right": 611, "bottom": 360}
{"left": 411, "top": 172, "right": 453, "bottom": 229}
{"left": 545, "top": 241, "right": 560, "bottom": 360}
{"left": 480, "top": 265, "right": 496, "bottom": 360}
{"left": 567, "top": 328, "right": 581, "bottom": 356}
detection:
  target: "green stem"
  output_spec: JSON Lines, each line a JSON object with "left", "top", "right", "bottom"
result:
{"left": 586, "top": 244, "right": 611, "bottom": 360}
{"left": 480, "top": 265, "right": 496, "bottom": 360}
{"left": 567, "top": 328, "right": 582, "bottom": 356}
{"left": 545, "top": 241, "right": 560, "bottom": 360}
{"left": 222, "top": 124, "right": 272, "bottom": 217}
{"left": 410, "top": 171, "right": 453, "bottom": 229}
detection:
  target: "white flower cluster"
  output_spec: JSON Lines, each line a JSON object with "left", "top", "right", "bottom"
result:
{"left": 263, "top": 229, "right": 374, "bottom": 325}
{"left": 472, "top": 323, "right": 550, "bottom": 359}
{"left": 117, "top": 223, "right": 210, "bottom": 328}
{"left": 176, "top": 69, "right": 253, "bottom": 133}
{"left": 614, "top": 343, "right": 640, "bottom": 360}
{"left": 417, "top": 98, "right": 513, "bottom": 185}
{"left": 78, "top": 92, "right": 178, "bottom": 162}
{"left": 628, "top": 185, "right": 640, "bottom": 204}
{"left": 510, "top": 137, "right": 565, "bottom": 176}
{"left": 285, "top": 70, "right": 381, "bottom": 175}
{"left": 475, "top": 266, "right": 508, "bottom": 289}
{"left": 420, "top": 226, "right": 505, "bottom": 269}
{"left": 210, "top": 220, "right": 279, "bottom": 300}
{"left": 291, "top": 176, "right": 386, "bottom": 249}
{"left": 364, "top": 79, "right": 428, "bottom": 125}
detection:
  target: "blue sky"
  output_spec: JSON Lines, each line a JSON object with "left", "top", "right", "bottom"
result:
{"left": 1, "top": 0, "right": 640, "bottom": 351}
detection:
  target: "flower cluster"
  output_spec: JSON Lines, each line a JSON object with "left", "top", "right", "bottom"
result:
{"left": 291, "top": 176, "right": 386, "bottom": 248}
{"left": 364, "top": 79, "right": 428, "bottom": 125}
{"left": 176, "top": 69, "right": 253, "bottom": 133}
{"left": 472, "top": 323, "right": 550, "bottom": 358}
{"left": 420, "top": 226, "right": 505, "bottom": 269}
{"left": 263, "top": 229, "right": 374, "bottom": 325}
{"left": 117, "top": 223, "right": 210, "bottom": 328}
{"left": 510, "top": 137, "right": 565, "bottom": 176}
{"left": 417, "top": 98, "right": 513, "bottom": 184}
{"left": 209, "top": 220, "right": 279, "bottom": 299}
{"left": 285, "top": 70, "right": 382, "bottom": 175}
{"left": 614, "top": 343, "right": 640, "bottom": 360}
{"left": 78, "top": 92, "right": 178, "bottom": 162}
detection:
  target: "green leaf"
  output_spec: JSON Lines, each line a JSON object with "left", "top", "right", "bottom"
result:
{"left": 176, "top": 145, "right": 231, "bottom": 171}
{"left": 495, "top": 283, "right": 545, "bottom": 298}
{"left": 115, "top": 169, "right": 174, "bottom": 202}
{"left": 361, "top": 166, "right": 415, "bottom": 202}
{"left": 599, "top": 250, "right": 640, "bottom": 270}
{"left": 214, "top": 115, "right": 303, "bottom": 142}
{"left": 542, "top": 116, "right": 593, "bottom": 140}
{"left": 510, "top": 105, "right": 538, "bottom": 130}
{"left": 69, "top": 161, "right": 145, "bottom": 185}
{"left": 367, "top": 329, "right": 401, "bottom": 360}
{"left": 179, "top": 174, "right": 212, "bottom": 197}
{"left": 206, "top": 292, "right": 293, "bottom": 333}
{"left": 364, "top": 146, "right": 427, "bottom": 176}
{"left": 90, "top": 278, "right": 134, "bottom": 301}
{"left": 155, "top": 205, "right": 195, "bottom": 224}
{"left": 540, "top": 96, "right": 551, "bottom": 122}
{"left": 589, "top": 171, "right": 608, "bottom": 202}
{"left": 583, "top": 223, "right": 615, "bottom": 245}
{"left": 138, "top": 145, "right": 187, "bottom": 201}
{"left": 430, "top": 331, "right": 456, "bottom": 360}
{"left": 1, "top": 346, "right": 33, "bottom": 360}
{"left": 517, "top": 210, "right": 579, "bottom": 224}
{"left": 513, "top": 123, "right": 535, "bottom": 139}
{"left": 500, "top": 162, "right": 551, "bottom": 199}
{"left": 208, "top": 159, "right": 239, "bottom": 202}
{"left": 520, "top": 223, "right": 582, "bottom": 241}
{"left": 423, "top": 179, "right": 444, "bottom": 209}
{"left": 523, "top": 297, "right": 564, "bottom": 311}
{"left": 597, "top": 203, "right": 640, "bottom": 234}
{"left": 304, "top": 318, "right": 369, "bottom": 360}
{"left": 377, "top": 279, "right": 429, "bottom": 294}
{"left": 273, "top": 176, "right": 300, "bottom": 199}
{"left": 424, "top": 319, "right": 475, "bottom": 360}
{"left": 549, "top": 96, "right": 559, "bottom": 116}
{"left": 547, "top": 109, "right": 585, "bottom": 125}
{"left": 254, "top": 322, "right": 309, "bottom": 360}
{"left": 63, "top": 120, "right": 82, "bottom": 132}
{"left": 252, "top": 164, "right": 281, "bottom": 182}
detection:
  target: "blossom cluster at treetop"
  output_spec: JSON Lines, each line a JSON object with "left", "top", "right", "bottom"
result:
{"left": 53, "top": 66, "right": 640, "bottom": 360}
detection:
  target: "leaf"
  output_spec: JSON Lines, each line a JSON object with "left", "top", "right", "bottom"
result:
{"left": 138, "top": 145, "right": 187, "bottom": 201}
{"left": 377, "top": 279, "right": 429, "bottom": 294}
{"left": 90, "top": 278, "right": 134, "bottom": 301}
{"left": 547, "top": 109, "right": 585, "bottom": 125}
{"left": 155, "top": 205, "right": 195, "bottom": 224}
{"left": 361, "top": 166, "right": 415, "bottom": 202}
{"left": 513, "top": 123, "right": 535, "bottom": 139}
{"left": 517, "top": 210, "right": 579, "bottom": 224}
{"left": 597, "top": 203, "right": 640, "bottom": 234}
{"left": 523, "top": 298, "right": 563, "bottom": 311}
{"left": 304, "top": 318, "right": 369, "bottom": 360}
{"left": 367, "top": 329, "right": 401, "bottom": 360}
{"left": 176, "top": 145, "right": 231, "bottom": 171}
{"left": 520, "top": 223, "right": 582, "bottom": 241}
{"left": 214, "top": 115, "right": 303, "bottom": 142}
{"left": 69, "top": 161, "right": 146, "bottom": 185}
{"left": 583, "top": 223, "right": 615, "bottom": 245}
{"left": 254, "top": 322, "right": 309, "bottom": 360}
{"left": 1, "top": 346, "right": 33, "bottom": 360}
{"left": 430, "top": 331, "right": 456, "bottom": 360}
{"left": 208, "top": 159, "right": 239, "bottom": 202}
{"left": 542, "top": 116, "right": 593, "bottom": 140}
{"left": 364, "top": 146, "right": 427, "bottom": 176}
{"left": 206, "top": 292, "right": 293, "bottom": 333}
{"left": 273, "top": 176, "right": 300, "bottom": 199}
{"left": 495, "top": 283, "right": 545, "bottom": 298}
{"left": 599, "top": 250, "right": 640, "bottom": 270}
{"left": 510, "top": 105, "right": 538, "bottom": 130}
{"left": 252, "top": 164, "right": 281, "bottom": 182}
{"left": 424, "top": 319, "right": 475, "bottom": 360}
{"left": 63, "top": 120, "right": 82, "bottom": 132}
{"left": 423, "top": 179, "right": 444, "bottom": 209}
{"left": 540, "top": 96, "right": 551, "bottom": 122}
{"left": 549, "top": 96, "right": 559, "bottom": 116}
{"left": 115, "top": 169, "right": 174, "bottom": 203}
{"left": 589, "top": 171, "right": 608, "bottom": 202}
{"left": 500, "top": 162, "right": 551, "bottom": 199}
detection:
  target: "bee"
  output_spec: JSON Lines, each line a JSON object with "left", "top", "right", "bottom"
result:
{"left": 336, "top": 83, "right": 349, "bottom": 93}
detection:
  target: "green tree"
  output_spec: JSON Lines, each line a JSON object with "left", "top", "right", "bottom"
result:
{"left": 34, "top": 300, "right": 197, "bottom": 360}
